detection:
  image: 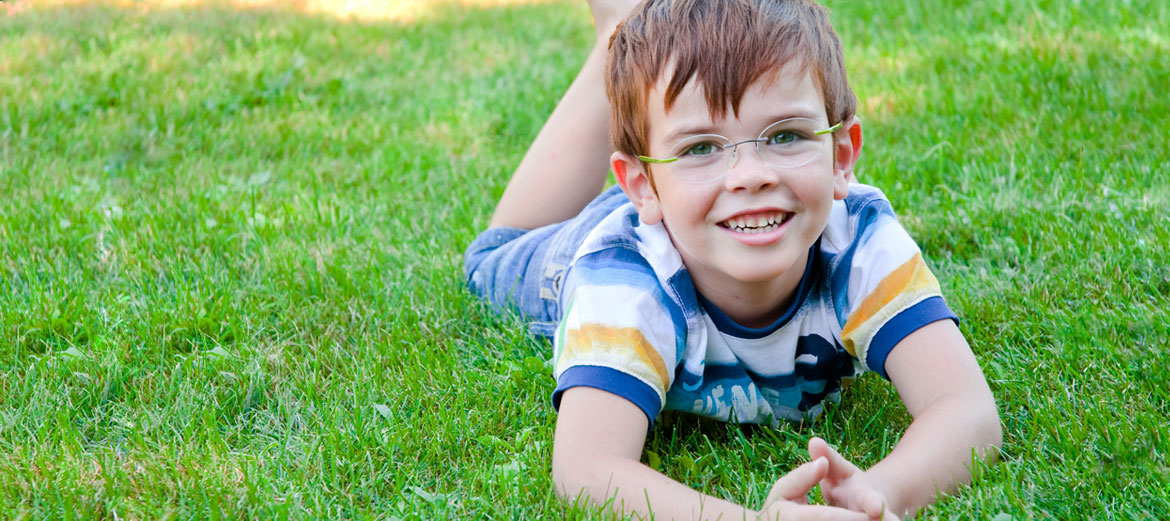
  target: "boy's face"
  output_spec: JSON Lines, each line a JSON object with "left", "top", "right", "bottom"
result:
{"left": 614, "top": 65, "right": 859, "bottom": 289}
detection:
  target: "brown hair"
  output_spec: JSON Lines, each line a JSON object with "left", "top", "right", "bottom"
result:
{"left": 606, "top": 0, "right": 856, "bottom": 160}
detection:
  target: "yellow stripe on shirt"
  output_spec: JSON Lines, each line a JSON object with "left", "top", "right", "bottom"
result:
{"left": 558, "top": 323, "right": 671, "bottom": 391}
{"left": 841, "top": 252, "right": 941, "bottom": 361}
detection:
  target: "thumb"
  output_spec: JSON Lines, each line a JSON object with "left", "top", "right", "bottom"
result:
{"left": 764, "top": 457, "right": 828, "bottom": 506}
{"left": 808, "top": 437, "right": 863, "bottom": 482}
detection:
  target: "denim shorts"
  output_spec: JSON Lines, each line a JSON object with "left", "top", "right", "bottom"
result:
{"left": 464, "top": 185, "right": 630, "bottom": 338}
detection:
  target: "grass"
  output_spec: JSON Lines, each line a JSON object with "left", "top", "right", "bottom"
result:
{"left": 0, "top": 0, "right": 1167, "bottom": 518}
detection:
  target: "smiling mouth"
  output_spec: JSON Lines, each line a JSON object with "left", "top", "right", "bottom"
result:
{"left": 718, "top": 211, "right": 792, "bottom": 234}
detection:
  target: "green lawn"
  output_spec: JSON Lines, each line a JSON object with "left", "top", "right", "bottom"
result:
{"left": 1, "top": 0, "right": 1167, "bottom": 519}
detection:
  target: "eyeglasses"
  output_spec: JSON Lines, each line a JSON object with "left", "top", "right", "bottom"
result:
{"left": 638, "top": 117, "right": 841, "bottom": 184}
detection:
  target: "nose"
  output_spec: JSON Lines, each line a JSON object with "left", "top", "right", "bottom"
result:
{"left": 724, "top": 141, "right": 779, "bottom": 193}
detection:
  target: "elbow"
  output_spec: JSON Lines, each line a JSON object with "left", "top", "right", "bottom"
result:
{"left": 552, "top": 449, "right": 630, "bottom": 506}
{"left": 988, "top": 406, "right": 1003, "bottom": 449}
{"left": 986, "top": 407, "right": 1004, "bottom": 457}
{"left": 974, "top": 393, "right": 1003, "bottom": 462}
{"left": 551, "top": 456, "right": 578, "bottom": 501}
{"left": 940, "top": 388, "right": 1003, "bottom": 463}
{"left": 552, "top": 447, "right": 601, "bottom": 504}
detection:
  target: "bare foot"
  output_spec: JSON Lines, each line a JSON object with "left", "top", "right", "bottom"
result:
{"left": 587, "top": 0, "right": 641, "bottom": 39}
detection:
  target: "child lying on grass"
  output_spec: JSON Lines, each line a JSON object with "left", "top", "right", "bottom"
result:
{"left": 465, "top": 0, "right": 1001, "bottom": 519}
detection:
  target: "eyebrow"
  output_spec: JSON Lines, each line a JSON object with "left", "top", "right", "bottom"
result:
{"left": 661, "top": 125, "right": 719, "bottom": 146}
{"left": 660, "top": 108, "right": 827, "bottom": 145}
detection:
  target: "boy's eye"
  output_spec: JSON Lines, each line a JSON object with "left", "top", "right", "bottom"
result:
{"left": 681, "top": 141, "right": 719, "bottom": 157}
{"left": 766, "top": 130, "right": 805, "bottom": 145}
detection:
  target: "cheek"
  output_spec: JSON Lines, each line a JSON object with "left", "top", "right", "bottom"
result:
{"left": 659, "top": 185, "right": 711, "bottom": 223}
{"left": 804, "top": 158, "right": 839, "bottom": 195}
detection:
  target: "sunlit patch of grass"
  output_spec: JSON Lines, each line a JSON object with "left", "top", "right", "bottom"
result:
{"left": 20, "top": 0, "right": 566, "bottom": 22}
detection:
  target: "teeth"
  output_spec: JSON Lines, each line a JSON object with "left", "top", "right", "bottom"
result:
{"left": 723, "top": 213, "right": 786, "bottom": 231}
{"left": 725, "top": 211, "right": 781, "bottom": 228}
{"left": 737, "top": 223, "right": 779, "bottom": 234}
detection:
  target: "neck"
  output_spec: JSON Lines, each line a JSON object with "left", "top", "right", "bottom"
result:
{"left": 687, "top": 248, "right": 811, "bottom": 329}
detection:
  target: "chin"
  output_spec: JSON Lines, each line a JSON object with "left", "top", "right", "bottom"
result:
{"left": 720, "top": 261, "right": 792, "bottom": 283}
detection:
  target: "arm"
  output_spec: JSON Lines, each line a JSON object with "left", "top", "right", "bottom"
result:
{"left": 812, "top": 320, "right": 1002, "bottom": 518}
{"left": 554, "top": 387, "right": 874, "bottom": 521}
{"left": 554, "top": 387, "right": 753, "bottom": 520}
{"left": 869, "top": 319, "right": 1002, "bottom": 515}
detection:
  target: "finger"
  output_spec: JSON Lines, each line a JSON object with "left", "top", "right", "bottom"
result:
{"left": 863, "top": 493, "right": 883, "bottom": 520}
{"left": 785, "top": 503, "right": 874, "bottom": 521}
{"left": 764, "top": 457, "right": 828, "bottom": 505}
{"left": 808, "top": 437, "right": 863, "bottom": 481}
{"left": 879, "top": 501, "right": 898, "bottom": 519}
{"left": 861, "top": 492, "right": 900, "bottom": 521}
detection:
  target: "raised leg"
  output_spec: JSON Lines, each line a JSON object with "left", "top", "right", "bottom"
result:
{"left": 488, "top": 2, "right": 639, "bottom": 230}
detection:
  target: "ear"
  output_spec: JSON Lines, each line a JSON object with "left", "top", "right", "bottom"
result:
{"left": 832, "top": 115, "right": 864, "bottom": 200}
{"left": 612, "top": 151, "right": 663, "bottom": 225}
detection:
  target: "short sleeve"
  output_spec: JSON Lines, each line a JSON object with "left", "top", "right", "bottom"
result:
{"left": 835, "top": 195, "right": 958, "bottom": 379}
{"left": 551, "top": 247, "right": 686, "bottom": 424}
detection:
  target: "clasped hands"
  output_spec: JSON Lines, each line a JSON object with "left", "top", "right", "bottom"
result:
{"left": 757, "top": 438, "right": 899, "bottom": 521}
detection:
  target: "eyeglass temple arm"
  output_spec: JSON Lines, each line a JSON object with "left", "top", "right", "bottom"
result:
{"left": 815, "top": 122, "right": 843, "bottom": 135}
{"left": 637, "top": 155, "right": 678, "bottom": 164}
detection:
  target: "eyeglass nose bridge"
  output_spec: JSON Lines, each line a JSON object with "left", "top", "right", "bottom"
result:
{"left": 722, "top": 137, "right": 770, "bottom": 170}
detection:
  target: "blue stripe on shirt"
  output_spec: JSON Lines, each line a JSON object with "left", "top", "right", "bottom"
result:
{"left": 552, "top": 365, "right": 663, "bottom": 425}
{"left": 573, "top": 248, "right": 661, "bottom": 288}
{"left": 831, "top": 190, "right": 897, "bottom": 326}
{"left": 867, "top": 296, "right": 959, "bottom": 379}
{"left": 574, "top": 247, "right": 690, "bottom": 362}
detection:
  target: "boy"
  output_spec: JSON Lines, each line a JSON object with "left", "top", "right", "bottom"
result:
{"left": 465, "top": 0, "right": 1002, "bottom": 519}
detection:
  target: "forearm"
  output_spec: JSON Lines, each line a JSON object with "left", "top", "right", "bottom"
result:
{"left": 866, "top": 394, "right": 1002, "bottom": 517}
{"left": 555, "top": 454, "right": 757, "bottom": 521}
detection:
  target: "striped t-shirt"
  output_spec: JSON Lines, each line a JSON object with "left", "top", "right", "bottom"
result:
{"left": 551, "top": 184, "right": 956, "bottom": 426}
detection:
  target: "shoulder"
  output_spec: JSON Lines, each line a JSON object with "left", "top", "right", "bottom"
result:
{"left": 820, "top": 183, "right": 901, "bottom": 254}
{"left": 817, "top": 185, "right": 956, "bottom": 378}
{"left": 574, "top": 203, "right": 681, "bottom": 270}
{"left": 818, "top": 184, "right": 924, "bottom": 284}
{"left": 554, "top": 208, "right": 697, "bottom": 424}
{"left": 568, "top": 204, "right": 693, "bottom": 302}
{"left": 558, "top": 205, "right": 697, "bottom": 359}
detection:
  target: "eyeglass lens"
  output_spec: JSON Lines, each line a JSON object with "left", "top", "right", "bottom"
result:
{"left": 665, "top": 118, "right": 830, "bottom": 183}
